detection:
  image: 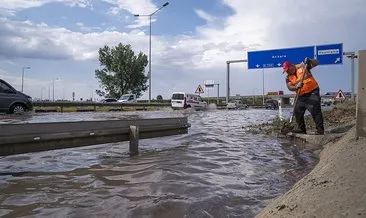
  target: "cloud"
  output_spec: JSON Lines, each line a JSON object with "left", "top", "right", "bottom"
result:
{"left": 1, "top": 0, "right": 366, "bottom": 75}
{"left": 0, "top": 68, "right": 10, "bottom": 75}
{"left": 0, "top": 8, "right": 16, "bottom": 17}
{"left": 107, "top": 6, "right": 120, "bottom": 16}
{"left": 0, "top": 0, "right": 92, "bottom": 10}
{"left": 76, "top": 22, "right": 102, "bottom": 32}
{"left": 102, "top": 0, "right": 156, "bottom": 16}
{"left": 194, "top": 9, "right": 216, "bottom": 23}
{"left": 0, "top": 17, "right": 152, "bottom": 61}
{"left": 102, "top": 0, "right": 159, "bottom": 28}
{"left": 0, "top": 0, "right": 161, "bottom": 28}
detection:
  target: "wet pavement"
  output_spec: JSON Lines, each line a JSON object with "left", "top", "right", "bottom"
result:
{"left": 0, "top": 107, "right": 318, "bottom": 218}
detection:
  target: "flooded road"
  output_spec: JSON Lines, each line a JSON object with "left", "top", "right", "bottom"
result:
{"left": 0, "top": 108, "right": 318, "bottom": 218}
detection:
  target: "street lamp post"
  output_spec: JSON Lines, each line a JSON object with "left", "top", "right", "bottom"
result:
{"left": 52, "top": 78, "right": 59, "bottom": 101}
{"left": 41, "top": 87, "right": 46, "bottom": 101}
{"left": 21, "top": 66, "right": 31, "bottom": 92}
{"left": 134, "top": 2, "right": 169, "bottom": 103}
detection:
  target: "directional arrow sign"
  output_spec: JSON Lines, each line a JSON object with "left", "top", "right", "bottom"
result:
{"left": 315, "top": 43, "right": 343, "bottom": 65}
{"left": 248, "top": 46, "right": 314, "bottom": 69}
{"left": 247, "top": 43, "right": 343, "bottom": 69}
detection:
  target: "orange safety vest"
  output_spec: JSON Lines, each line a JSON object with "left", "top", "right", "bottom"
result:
{"left": 287, "top": 65, "right": 319, "bottom": 96}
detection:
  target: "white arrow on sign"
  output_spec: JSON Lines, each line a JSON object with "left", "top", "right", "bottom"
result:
{"left": 334, "top": 57, "right": 340, "bottom": 63}
{"left": 256, "top": 64, "right": 260, "bottom": 68}
{"left": 277, "top": 63, "right": 281, "bottom": 67}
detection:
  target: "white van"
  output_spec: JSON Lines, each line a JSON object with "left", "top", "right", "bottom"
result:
{"left": 171, "top": 92, "right": 207, "bottom": 110}
{"left": 118, "top": 94, "right": 137, "bottom": 103}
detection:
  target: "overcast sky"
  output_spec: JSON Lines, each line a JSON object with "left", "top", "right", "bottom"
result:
{"left": 0, "top": 0, "right": 365, "bottom": 101}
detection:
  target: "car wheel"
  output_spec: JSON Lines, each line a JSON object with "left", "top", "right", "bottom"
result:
{"left": 10, "top": 104, "right": 26, "bottom": 114}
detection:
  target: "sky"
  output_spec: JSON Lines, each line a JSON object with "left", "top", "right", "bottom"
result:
{"left": 0, "top": 0, "right": 366, "bottom": 101}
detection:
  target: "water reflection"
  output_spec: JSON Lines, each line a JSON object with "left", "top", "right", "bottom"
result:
{"left": 0, "top": 108, "right": 317, "bottom": 218}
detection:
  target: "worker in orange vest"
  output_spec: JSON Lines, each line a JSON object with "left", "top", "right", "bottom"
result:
{"left": 282, "top": 58, "right": 324, "bottom": 135}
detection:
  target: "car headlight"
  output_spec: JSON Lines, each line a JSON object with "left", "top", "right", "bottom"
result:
{"left": 28, "top": 97, "right": 32, "bottom": 102}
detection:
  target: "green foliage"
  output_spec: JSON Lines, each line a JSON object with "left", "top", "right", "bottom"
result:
{"left": 95, "top": 43, "right": 148, "bottom": 99}
{"left": 156, "top": 95, "right": 163, "bottom": 100}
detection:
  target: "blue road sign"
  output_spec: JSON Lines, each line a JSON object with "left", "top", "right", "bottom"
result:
{"left": 248, "top": 46, "right": 314, "bottom": 69}
{"left": 315, "top": 43, "right": 343, "bottom": 65}
{"left": 247, "top": 43, "right": 343, "bottom": 69}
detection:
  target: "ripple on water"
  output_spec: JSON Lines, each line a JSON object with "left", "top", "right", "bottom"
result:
{"left": 0, "top": 109, "right": 318, "bottom": 217}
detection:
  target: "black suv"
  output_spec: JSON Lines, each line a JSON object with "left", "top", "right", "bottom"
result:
{"left": 0, "top": 79, "right": 33, "bottom": 114}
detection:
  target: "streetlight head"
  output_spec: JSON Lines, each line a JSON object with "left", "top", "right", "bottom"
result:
{"left": 163, "top": 2, "right": 169, "bottom": 7}
{"left": 134, "top": 14, "right": 140, "bottom": 17}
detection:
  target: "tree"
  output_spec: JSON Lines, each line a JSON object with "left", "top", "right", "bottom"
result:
{"left": 95, "top": 43, "right": 148, "bottom": 99}
{"left": 157, "top": 95, "right": 163, "bottom": 100}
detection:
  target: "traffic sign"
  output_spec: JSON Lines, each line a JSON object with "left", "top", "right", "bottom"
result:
{"left": 204, "top": 80, "right": 214, "bottom": 88}
{"left": 248, "top": 46, "right": 314, "bottom": 69}
{"left": 247, "top": 43, "right": 343, "bottom": 69}
{"left": 316, "top": 43, "right": 343, "bottom": 65}
{"left": 195, "top": 84, "right": 204, "bottom": 94}
{"left": 334, "top": 89, "right": 346, "bottom": 101}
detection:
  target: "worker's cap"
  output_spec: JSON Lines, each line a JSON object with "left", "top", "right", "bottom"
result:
{"left": 282, "top": 61, "right": 292, "bottom": 73}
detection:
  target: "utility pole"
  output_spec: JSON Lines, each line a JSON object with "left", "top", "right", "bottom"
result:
{"left": 21, "top": 66, "right": 31, "bottom": 92}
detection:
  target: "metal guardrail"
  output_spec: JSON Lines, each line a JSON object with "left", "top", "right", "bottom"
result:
{"left": 0, "top": 117, "right": 190, "bottom": 156}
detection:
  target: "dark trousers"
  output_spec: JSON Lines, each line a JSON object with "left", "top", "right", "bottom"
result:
{"left": 294, "top": 87, "right": 324, "bottom": 134}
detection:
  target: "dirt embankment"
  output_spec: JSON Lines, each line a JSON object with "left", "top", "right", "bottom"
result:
{"left": 255, "top": 125, "right": 366, "bottom": 218}
{"left": 252, "top": 101, "right": 366, "bottom": 217}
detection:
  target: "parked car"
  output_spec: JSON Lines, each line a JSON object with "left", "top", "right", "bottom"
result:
{"left": 226, "top": 100, "right": 248, "bottom": 110}
{"left": 321, "top": 99, "right": 333, "bottom": 107}
{"left": 171, "top": 92, "right": 207, "bottom": 110}
{"left": 118, "top": 94, "right": 137, "bottom": 103}
{"left": 0, "top": 79, "right": 33, "bottom": 114}
{"left": 265, "top": 99, "right": 279, "bottom": 110}
{"left": 100, "top": 98, "right": 117, "bottom": 103}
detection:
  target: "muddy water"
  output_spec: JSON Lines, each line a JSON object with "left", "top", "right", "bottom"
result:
{"left": 0, "top": 108, "right": 317, "bottom": 218}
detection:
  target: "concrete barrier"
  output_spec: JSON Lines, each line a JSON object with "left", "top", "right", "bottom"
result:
{"left": 0, "top": 117, "right": 190, "bottom": 156}
{"left": 356, "top": 50, "right": 366, "bottom": 138}
{"left": 33, "top": 102, "right": 171, "bottom": 112}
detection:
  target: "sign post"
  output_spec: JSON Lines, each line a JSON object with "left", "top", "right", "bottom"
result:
{"left": 204, "top": 80, "right": 214, "bottom": 102}
{"left": 226, "top": 59, "right": 247, "bottom": 103}
{"left": 344, "top": 51, "right": 358, "bottom": 101}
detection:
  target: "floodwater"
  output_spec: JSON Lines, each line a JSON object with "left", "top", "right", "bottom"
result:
{"left": 0, "top": 107, "right": 318, "bottom": 218}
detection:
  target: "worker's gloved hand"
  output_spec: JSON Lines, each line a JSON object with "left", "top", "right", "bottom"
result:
{"left": 304, "top": 57, "right": 311, "bottom": 65}
{"left": 295, "top": 81, "right": 303, "bottom": 89}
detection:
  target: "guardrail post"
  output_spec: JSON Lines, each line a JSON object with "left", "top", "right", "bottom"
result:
{"left": 278, "top": 98, "right": 283, "bottom": 121}
{"left": 129, "top": 125, "right": 139, "bottom": 155}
